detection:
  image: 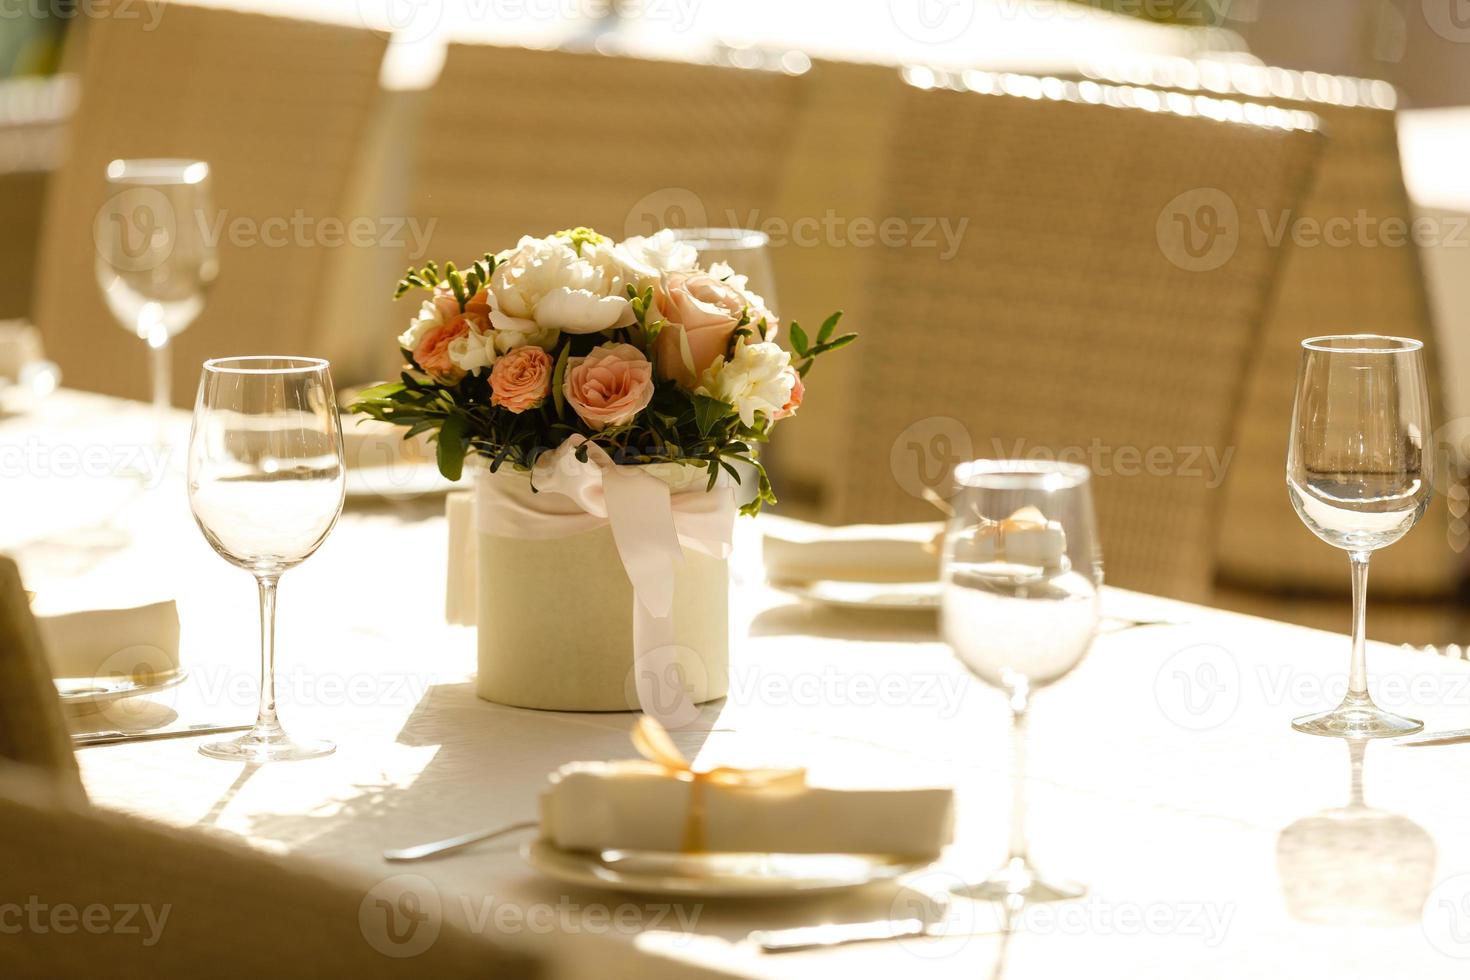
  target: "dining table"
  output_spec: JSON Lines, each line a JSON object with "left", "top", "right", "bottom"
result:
{"left": 6, "top": 386, "right": 1470, "bottom": 978}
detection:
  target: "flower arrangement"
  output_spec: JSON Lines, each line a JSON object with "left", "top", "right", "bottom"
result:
{"left": 352, "top": 227, "right": 853, "bottom": 514}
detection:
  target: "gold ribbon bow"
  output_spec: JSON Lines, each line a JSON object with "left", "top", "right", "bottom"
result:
{"left": 632, "top": 717, "right": 806, "bottom": 852}
{"left": 976, "top": 505, "right": 1049, "bottom": 540}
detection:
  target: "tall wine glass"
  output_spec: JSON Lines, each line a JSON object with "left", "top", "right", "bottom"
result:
{"left": 1287, "top": 335, "right": 1434, "bottom": 737}
{"left": 669, "top": 228, "right": 778, "bottom": 314}
{"left": 94, "top": 159, "right": 218, "bottom": 446}
{"left": 187, "top": 357, "right": 345, "bottom": 762}
{"left": 941, "top": 459, "right": 1102, "bottom": 904}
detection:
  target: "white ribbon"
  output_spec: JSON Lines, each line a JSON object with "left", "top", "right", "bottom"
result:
{"left": 475, "top": 437, "right": 734, "bottom": 726}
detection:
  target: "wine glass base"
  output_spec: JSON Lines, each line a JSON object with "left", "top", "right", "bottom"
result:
{"left": 1291, "top": 699, "right": 1422, "bottom": 739}
{"left": 952, "top": 858, "right": 1085, "bottom": 905}
{"left": 199, "top": 728, "right": 335, "bottom": 763}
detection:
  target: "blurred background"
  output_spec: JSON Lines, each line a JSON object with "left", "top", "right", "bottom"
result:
{"left": 1, "top": 0, "right": 1467, "bottom": 643}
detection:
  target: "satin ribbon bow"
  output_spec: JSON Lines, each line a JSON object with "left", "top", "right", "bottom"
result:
{"left": 476, "top": 436, "right": 734, "bottom": 727}
{"left": 632, "top": 716, "right": 806, "bottom": 852}
{"left": 976, "top": 505, "right": 1049, "bottom": 540}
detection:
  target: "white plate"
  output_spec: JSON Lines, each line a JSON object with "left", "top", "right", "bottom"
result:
{"left": 771, "top": 578, "right": 940, "bottom": 611}
{"left": 55, "top": 668, "right": 189, "bottom": 708}
{"left": 523, "top": 840, "right": 930, "bottom": 898}
{"left": 345, "top": 464, "right": 461, "bottom": 499}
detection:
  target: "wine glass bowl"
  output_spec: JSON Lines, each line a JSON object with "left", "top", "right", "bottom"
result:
{"left": 1286, "top": 335, "right": 1434, "bottom": 738}
{"left": 187, "top": 357, "right": 345, "bottom": 762}
{"left": 95, "top": 159, "right": 217, "bottom": 438}
{"left": 667, "top": 228, "right": 778, "bottom": 313}
{"left": 941, "top": 459, "right": 1101, "bottom": 905}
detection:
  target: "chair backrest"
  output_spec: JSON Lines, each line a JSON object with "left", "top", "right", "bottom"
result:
{"left": 0, "top": 75, "right": 74, "bottom": 319}
{"left": 32, "top": 4, "right": 386, "bottom": 405}
{"left": 808, "top": 65, "right": 1323, "bottom": 602}
{"left": 0, "top": 555, "right": 83, "bottom": 800}
{"left": 0, "top": 762, "right": 542, "bottom": 978}
{"left": 1076, "top": 57, "right": 1456, "bottom": 598}
{"left": 351, "top": 44, "right": 804, "bottom": 381}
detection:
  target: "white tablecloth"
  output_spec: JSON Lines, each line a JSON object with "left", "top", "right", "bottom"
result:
{"left": 7, "top": 390, "right": 1470, "bottom": 977}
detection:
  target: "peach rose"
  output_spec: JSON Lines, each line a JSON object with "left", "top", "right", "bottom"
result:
{"left": 652, "top": 271, "right": 751, "bottom": 388}
{"left": 490, "top": 346, "right": 552, "bottom": 413}
{"left": 564, "top": 343, "right": 654, "bottom": 430}
{"left": 414, "top": 316, "right": 471, "bottom": 383}
{"left": 774, "top": 369, "right": 804, "bottom": 419}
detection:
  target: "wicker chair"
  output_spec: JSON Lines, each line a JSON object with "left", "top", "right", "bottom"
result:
{"left": 31, "top": 5, "right": 386, "bottom": 405}
{"left": 0, "top": 762, "right": 542, "bottom": 978}
{"left": 0, "top": 556, "right": 82, "bottom": 800}
{"left": 357, "top": 44, "right": 804, "bottom": 380}
{"left": 1072, "top": 58, "right": 1458, "bottom": 603}
{"left": 807, "top": 65, "right": 1323, "bottom": 602}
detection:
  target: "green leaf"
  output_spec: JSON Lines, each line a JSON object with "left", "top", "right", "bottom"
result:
{"left": 436, "top": 414, "right": 467, "bottom": 481}
{"left": 551, "top": 343, "right": 572, "bottom": 417}
{"left": 692, "top": 394, "right": 732, "bottom": 438}
{"left": 810, "top": 333, "right": 858, "bottom": 356}
{"left": 789, "top": 321, "right": 809, "bottom": 356}
{"left": 817, "top": 310, "right": 843, "bottom": 344}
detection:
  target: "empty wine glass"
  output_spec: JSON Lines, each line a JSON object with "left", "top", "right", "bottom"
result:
{"left": 941, "top": 459, "right": 1101, "bottom": 904}
{"left": 1287, "top": 335, "right": 1434, "bottom": 737}
{"left": 187, "top": 357, "right": 345, "bottom": 762}
{"left": 669, "top": 228, "right": 778, "bottom": 315}
{"left": 95, "top": 159, "right": 218, "bottom": 446}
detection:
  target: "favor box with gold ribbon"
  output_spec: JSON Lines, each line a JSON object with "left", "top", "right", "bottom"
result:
{"left": 539, "top": 719, "right": 955, "bottom": 857}
{"left": 474, "top": 439, "right": 734, "bottom": 716}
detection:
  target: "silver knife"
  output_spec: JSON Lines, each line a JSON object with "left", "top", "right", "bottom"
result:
{"left": 1391, "top": 728, "right": 1470, "bottom": 746}
{"left": 751, "top": 917, "right": 1001, "bottom": 953}
{"left": 72, "top": 723, "right": 251, "bottom": 747}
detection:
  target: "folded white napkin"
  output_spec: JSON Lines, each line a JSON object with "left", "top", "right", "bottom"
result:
{"left": 539, "top": 720, "right": 954, "bottom": 857}
{"left": 762, "top": 515, "right": 942, "bottom": 584}
{"left": 36, "top": 600, "right": 180, "bottom": 682}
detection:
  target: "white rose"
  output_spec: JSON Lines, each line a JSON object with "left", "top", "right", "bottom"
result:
{"left": 490, "top": 235, "right": 631, "bottom": 335}
{"left": 447, "top": 325, "right": 497, "bottom": 376}
{"left": 492, "top": 320, "right": 559, "bottom": 355}
{"left": 397, "top": 297, "right": 444, "bottom": 351}
{"left": 707, "top": 261, "right": 778, "bottom": 340}
{"left": 697, "top": 339, "right": 795, "bottom": 428}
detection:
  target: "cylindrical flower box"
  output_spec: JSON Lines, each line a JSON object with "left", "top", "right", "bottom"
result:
{"left": 474, "top": 466, "right": 730, "bottom": 711}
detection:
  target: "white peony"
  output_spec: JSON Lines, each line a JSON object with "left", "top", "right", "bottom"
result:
{"left": 490, "top": 235, "right": 631, "bottom": 335}
{"left": 615, "top": 230, "right": 699, "bottom": 286}
{"left": 697, "top": 339, "right": 795, "bottom": 428}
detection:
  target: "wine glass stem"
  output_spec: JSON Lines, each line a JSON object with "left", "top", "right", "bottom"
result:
{"left": 1347, "top": 551, "right": 1371, "bottom": 702}
{"left": 1006, "top": 684, "right": 1031, "bottom": 864}
{"left": 149, "top": 336, "right": 171, "bottom": 448}
{"left": 254, "top": 574, "right": 282, "bottom": 736}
